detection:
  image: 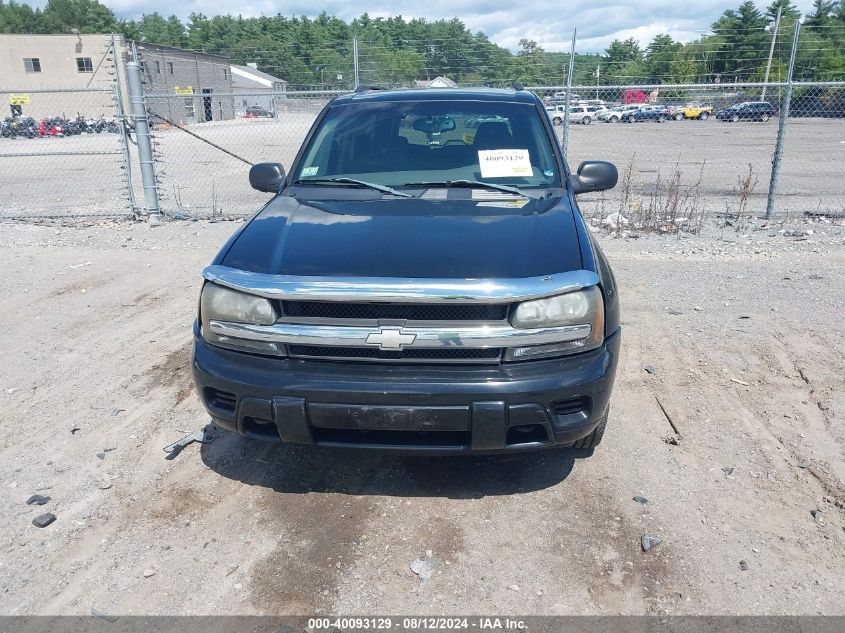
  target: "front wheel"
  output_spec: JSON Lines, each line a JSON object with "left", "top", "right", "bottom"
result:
{"left": 582, "top": 116, "right": 591, "bottom": 125}
{"left": 552, "top": 117, "right": 562, "bottom": 126}
{"left": 699, "top": 111, "right": 709, "bottom": 120}
{"left": 675, "top": 113, "right": 684, "bottom": 121}
{"left": 609, "top": 115, "right": 619, "bottom": 123}
{"left": 657, "top": 115, "right": 665, "bottom": 123}
{"left": 760, "top": 113, "right": 770, "bottom": 122}
{"left": 731, "top": 114, "right": 739, "bottom": 123}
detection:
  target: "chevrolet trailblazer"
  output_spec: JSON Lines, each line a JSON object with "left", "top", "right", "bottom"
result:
{"left": 192, "top": 87, "right": 621, "bottom": 454}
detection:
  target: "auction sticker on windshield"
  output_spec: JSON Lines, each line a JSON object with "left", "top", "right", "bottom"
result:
{"left": 478, "top": 149, "right": 532, "bottom": 178}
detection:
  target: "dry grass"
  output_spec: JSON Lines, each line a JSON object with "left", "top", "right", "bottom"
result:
{"left": 590, "top": 156, "right": 707, "bottom": 235}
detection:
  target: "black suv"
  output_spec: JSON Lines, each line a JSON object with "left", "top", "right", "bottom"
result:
{"left": 717, "top": 101, "right": 776, "bottom": 122}
{"left": 193, "top": 88, "right": 621, "bottom": 455}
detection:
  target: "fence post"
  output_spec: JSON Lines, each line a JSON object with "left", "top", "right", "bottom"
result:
{"left": 126, "top": 59, "right": 160, "bottom": 221}
{"left": 561, "top": 28, "right": 577, "bottom": 161}
{"left": 765, "top": 20, "right": 800, "bottom": 220}
{"left": 353, "top": 37, "right": 360, "bottom": 89}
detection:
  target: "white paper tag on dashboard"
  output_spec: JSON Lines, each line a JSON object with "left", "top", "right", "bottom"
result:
{"left": 478, "top": 149, "right": 532, "bottom": 178}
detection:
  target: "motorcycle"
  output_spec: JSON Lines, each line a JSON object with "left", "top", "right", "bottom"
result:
{"left": 11, "top": 116, "right": 36, "bottom": 139}
{"left": 0, "top": 118, "right": 17, "bottom": 139}
{"left": 37, "top": 117, "right": 66, "bottom": 137}
{"left": 65, "top": 115, "right": 89, "bottom": 136}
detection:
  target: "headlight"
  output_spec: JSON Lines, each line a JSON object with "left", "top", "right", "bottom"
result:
{"left": 200, "top": 283, "right": 283, "bottom": 355}
{"left": 506, "top": 286, "right": 604, "bottom": 360}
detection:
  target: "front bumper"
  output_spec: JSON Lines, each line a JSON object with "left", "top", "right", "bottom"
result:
{"left": 192, "top": 323, "right": 621, "bottom": 454}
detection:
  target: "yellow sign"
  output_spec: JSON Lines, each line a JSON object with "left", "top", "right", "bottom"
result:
{"left": 9, "top": 94, "right": 30, "bottom": 105}
{"left": 174, "top": 86, "right": 194, "bottom": 95}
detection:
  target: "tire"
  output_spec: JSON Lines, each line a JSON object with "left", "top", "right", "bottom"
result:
{"left": 582, "top": 116, "right": 591, "bottom": 125}
{"left": 699, "top": 111, "right": 709, "bottom": 120}
{"left": 657, "top": 115, "right": 665, "bottom": 123}
{"left": 609, "top": 115, "right": 619, "bottom": 123}
{"left": 567, "top": 408, "right": 609, "bottom": 450}
{"left": 731, "top": 114, "right": 739, "bottom": 123}
{"left": 675, "top": 113, "right": 683, "bottom": 121}
{"left": 553, "top": 117, "right": 562, "bottom": 126}
{"left": 760, "top": 113, "right": 770, "bottom": 122}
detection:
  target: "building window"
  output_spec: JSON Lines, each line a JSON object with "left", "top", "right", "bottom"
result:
{"left": 76, "top": 57, "right": 94, "bottom": 73}
{"left": 155, "top": 60, "right": 161, "bottom": 74}
{"left": 184, "top": 98, "right": 195, "bottom": 119}
{"left": 23, "top": 58, "right": 41, "bottom": 73}
{"left": 168, "top": 62, "right": 174, "bottom": 75}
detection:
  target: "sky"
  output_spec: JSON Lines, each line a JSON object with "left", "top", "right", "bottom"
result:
{"left": 51, "top": 0, "right": 823, "bottom": 52}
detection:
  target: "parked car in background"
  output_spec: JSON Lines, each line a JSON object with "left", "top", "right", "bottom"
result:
{"left": 546, "top": 92, "right": 582, "bottom": 107}
{"left": 621, "top": 105, "right": 669, "bottom": 123}
{"left": 682, "top": 102, "right": 713, "bottom": 120}
{"left": 568, "top": 105, "right": 603, "bottom": 125}
{"left": 716, "top": 101, "right": 776, "bottom": 122}
{"left": 546, "top": 105, "right": 604, "bottom": 125}
{"left": 665, "top": 104, "right": 685, "bottom": 120}
{"left": 545, "top": 105, "right": 567, "bottom": 125}
{"left": 598, "top": 104, "right": 640, "bottom": 123}
{"left": 243, "top": 105, "right": 275, "bottom": 118}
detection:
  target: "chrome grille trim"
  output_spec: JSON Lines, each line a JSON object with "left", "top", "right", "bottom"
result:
{"left": 203, "top": 265, "right": 600, "bottom": 304}
{"left": 209, "top": 320, "right": 592, "bottom": 349}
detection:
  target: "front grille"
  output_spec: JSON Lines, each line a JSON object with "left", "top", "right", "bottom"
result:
{"left": 288, "top": 345, "right": 502, "bottom": 363}
{"left": 282, "top": 301, "right": 508, "bottom": 322}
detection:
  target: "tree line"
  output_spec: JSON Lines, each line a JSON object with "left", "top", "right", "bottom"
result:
{"left": 1, "top": 0, "right": 843, "bottom": 86}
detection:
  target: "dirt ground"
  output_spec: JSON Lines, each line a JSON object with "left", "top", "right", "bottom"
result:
{"left": 0, "top": 217, "right": 843, "bottom": 616}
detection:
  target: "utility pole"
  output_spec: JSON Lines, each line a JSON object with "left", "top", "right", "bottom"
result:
{"left": 595, "top": 64, "right": 600, "bottom": 99}
{"left": 762, "top": 7, "right": 782, "bottom": 102}
{"left": 766, "top": 19, "right": 800, "bottom": 220}
{"left": 561, "top": 28, "right": 576, "bottom": 160}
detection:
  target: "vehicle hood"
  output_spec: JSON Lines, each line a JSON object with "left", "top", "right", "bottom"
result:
{"left": 220, "top": 194, "right": 584, "bottom": 278}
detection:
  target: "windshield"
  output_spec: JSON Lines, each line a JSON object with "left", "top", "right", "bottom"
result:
{"left": 293, "top": 99, "right": 561, "bottom": 189}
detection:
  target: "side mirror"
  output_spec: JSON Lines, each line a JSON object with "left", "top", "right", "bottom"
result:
{"left": 570, "top": 160, "right": 618, "bottom": 195}
{"left": 249, "top": 162, "right": 285, "bottom": 193}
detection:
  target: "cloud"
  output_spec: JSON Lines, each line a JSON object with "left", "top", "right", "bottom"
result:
{"left": 34, "top": 0, "right": 822, "bottom": 53}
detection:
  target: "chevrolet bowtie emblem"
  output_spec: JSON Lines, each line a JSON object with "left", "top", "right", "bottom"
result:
{"left": 365, "top": 327, "right": 417, "bottom": 350}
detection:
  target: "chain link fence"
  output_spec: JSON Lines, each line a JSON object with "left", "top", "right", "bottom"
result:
{"left": 1, "top": 36, "right": 843, "bottom": 226}
{"left": 0, "top": 87, "right": 135, "bottom": 220}
{"left": 144, "top": 90, "right": 341, "bottom": 217}
{"left": 140, "top": 80, "right": 845, "bottom": 225}
{"left": 532, "top": 81, "right": 845, "bottom": 227}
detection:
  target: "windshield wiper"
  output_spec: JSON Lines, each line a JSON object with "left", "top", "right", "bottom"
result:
{"left": 402, "top": 180, "right": 525, "bottom": 196}
{"left": 292, "top": 177, "right": 412, "bottom": 198}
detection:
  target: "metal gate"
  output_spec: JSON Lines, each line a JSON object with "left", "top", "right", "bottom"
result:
{"left": 0, "top": 84, "right": 136, "bottom": 221}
